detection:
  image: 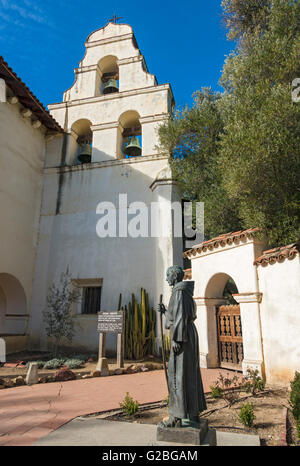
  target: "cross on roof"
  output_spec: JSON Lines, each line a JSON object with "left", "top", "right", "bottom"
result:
{"left": 109, "top": 14, "right": 123, "bottom": 24}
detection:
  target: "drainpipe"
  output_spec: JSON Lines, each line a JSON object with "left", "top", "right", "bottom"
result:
{"left": 253, "top": 258, "right": 266, "bottom": 381}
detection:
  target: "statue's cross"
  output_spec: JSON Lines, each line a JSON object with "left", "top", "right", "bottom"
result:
{"left": 109, "top": 14, "right": 123, "bottom": 24}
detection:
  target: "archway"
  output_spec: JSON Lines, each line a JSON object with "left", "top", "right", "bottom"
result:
{"left": 98, "top": 55, "right": 119, "bottom": 95}
{"left": 204, "top": 273, "right": 244, "bottom": 371}
{"left": 71, "top": 119, "right": 93, "bottom": 164}
{"left": 0, "top": 274, "right": 27, "bottom": 335}
{"left": 118, "top": 110, "right": 142, "bottom": 158}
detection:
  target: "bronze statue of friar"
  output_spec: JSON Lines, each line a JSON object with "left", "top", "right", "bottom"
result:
{"left": 156, "top": 265, "right": 207, "bottom": 428}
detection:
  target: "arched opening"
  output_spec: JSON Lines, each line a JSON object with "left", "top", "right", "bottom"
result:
{"left": 98, "top": 55, "right": 119, "bottom": 95}
{"left": 205, "top": 273, "right": 243, "bottom": 371}
{"left": 0, "top": 274, "right": 27, "bottom": 335}
{"left": 223, "top": 277, "right": 238, "bottom": 304}
{"left": 71, "top": 119, "right": 93, "bottom": 164}
{"left": 118, "top": 110, "right": 142, "bottom": 159}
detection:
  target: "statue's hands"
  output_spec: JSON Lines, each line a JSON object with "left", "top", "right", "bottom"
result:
{"left": 156, "top": 303, "right": 166, "bottom": 314}
{"left": 172, "top": 341, "right": 182, "bottom": 355}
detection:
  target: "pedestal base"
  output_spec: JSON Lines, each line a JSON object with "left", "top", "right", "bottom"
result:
{"left": 157, "top": 419, "right": 208, "bottom": 445}
{"left": 96, "top": 357, "right": 109, "bottom": 376}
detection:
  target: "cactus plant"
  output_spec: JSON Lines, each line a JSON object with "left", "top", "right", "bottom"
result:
{"left": 119, "top": 288, "right": 156, "bottom": 360}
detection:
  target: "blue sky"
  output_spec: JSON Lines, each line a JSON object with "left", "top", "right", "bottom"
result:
{"left": 0, "top": 0, "right": 235, "bottom": 109}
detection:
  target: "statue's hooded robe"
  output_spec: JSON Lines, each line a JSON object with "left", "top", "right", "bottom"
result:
{"left": 165, "top": 280, "right": 207, "bottom": 419}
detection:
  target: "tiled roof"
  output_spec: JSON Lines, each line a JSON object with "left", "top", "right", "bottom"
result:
{"left": 254, "top": 243, "right": 300, "bottom": 266}
{"left": 183, "top": 227, "right": 262, "bottom": 259}
{"left": 0, "top": 56, "right": 63, "bottom": 133}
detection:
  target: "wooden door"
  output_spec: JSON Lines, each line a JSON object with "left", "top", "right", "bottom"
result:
{"left": 216, "top": 305, "right": 243, "bottom": 371}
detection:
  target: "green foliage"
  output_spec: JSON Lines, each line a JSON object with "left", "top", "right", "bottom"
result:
{"left": 212, "top": 372, "right": 240, "bottom": 406}
{"left": 159, "top": 333, "right": 171, "bottom": 360}
{"left": 242, "top": 369, "right": 265, "bottom": 396}
{"left": 220, "top": 0, "right": 300, "bottom": 245}
{"left": 25, "top": 361, "right": 46, "bottom": 369}
{"left": 210, "top": 384, "right": 224, "bottom": 399}
{"left": 223, "top": 278, "right": 239, "bottom": 304}
{"left": 43, "top": 358, "right": 65, "bottom": 370}
{"left": 238, "top": 402, "right": 255, "bottom": 428}
{"left": 221, "top": 0, "right": 271, "bottom": 41}
{"left": 43, "top": 269, "right": 81, "bottom": 357}
{"left": 297, "top": 417, "right": 300, "bottom": 440}
{"left": 120, "top": 392, "right": 139, "bottom": 417}
{"left": 290, "top": 371, "right": 300, "bottom": 420}
{"left": 119, "top": 289, "right": 156, "bottom": 360}
{"left": 64, "top": 359, "right": 84, "bottom": 369}
{"left": 158, "top": 1, "right": 300, "bottom": 246}
{"left": 158, "top": 88, "right": 241, "bottom": 240}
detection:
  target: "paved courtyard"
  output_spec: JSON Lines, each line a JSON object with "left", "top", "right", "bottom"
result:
{"left": 0, "top": 368, "right": 241, "bottom": 446}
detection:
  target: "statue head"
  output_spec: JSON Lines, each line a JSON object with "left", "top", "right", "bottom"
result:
{"left": 166, "top": 266, "right": 184, "bottom": 287}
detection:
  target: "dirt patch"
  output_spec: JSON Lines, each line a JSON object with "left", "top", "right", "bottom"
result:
{"left": 92, "top": 387, "right": 297, "bottom": 447}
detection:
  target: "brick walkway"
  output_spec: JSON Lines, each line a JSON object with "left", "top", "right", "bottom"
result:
{"left": 0, "top": 368, "right": 241, "bottom": 446}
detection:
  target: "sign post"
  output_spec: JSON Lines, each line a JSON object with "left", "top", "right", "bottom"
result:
{"left": 97, "top": 311, "right": 125, "bottom": 370}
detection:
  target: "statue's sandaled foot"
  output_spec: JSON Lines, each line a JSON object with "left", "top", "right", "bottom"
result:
{"left": 159, "top": 416, "right": 182, "bottom": 428}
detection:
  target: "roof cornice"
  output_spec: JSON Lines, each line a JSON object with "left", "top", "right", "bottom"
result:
{"left": 0, "top": 56, "right": 63, "bottom": 133}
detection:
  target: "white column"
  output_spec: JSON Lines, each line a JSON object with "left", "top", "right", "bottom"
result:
{"left": 233, "top": 292, "right": 264, "bottom": 377}
{"left": 91, "top": 122, "right": 119, "bottom": 162}
{"left": 194, "top": 297, "right": 227, "bottom": 369}
{"left": 140, "top": 115, "right": 168, "bottom": 157}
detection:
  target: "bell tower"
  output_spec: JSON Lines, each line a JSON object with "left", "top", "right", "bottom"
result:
{"left": 29, "top": 22, "right": 182, "bottom": 354}
{"left": 48, "top": 22, "right": 174, "bottom": 165}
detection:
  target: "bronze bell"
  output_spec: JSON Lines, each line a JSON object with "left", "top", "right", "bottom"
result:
{"left": 78, "top": 143, "right": 92, "bottom": 164}
{"left": 103, "top": 79, "right": 119, "bottom": 95}
{"left": 124, "top": 136, "right": 142, "bottom": 157}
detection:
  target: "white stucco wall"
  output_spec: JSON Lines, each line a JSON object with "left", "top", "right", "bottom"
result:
{"left": 29, "top": 156, "right": 182, "bottom": 353}
{"left": 258, "top": 257, "right": 300, "bottom": 385}
{"left": 189, "top": 234, "right": 300, "bottom": 386}
{"left": 189, "top": 237, "right": 266, "bottom": 375}
{"left": 0, "top": 97, "right": 46, "bottom": 335}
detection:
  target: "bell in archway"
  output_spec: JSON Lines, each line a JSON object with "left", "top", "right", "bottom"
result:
{"left": 103, "top": 79, "right": 119, "bottom": 95}
{"left": 78, "top": 143, "right": 92, "bottom": 164}
{"left": 124, "top": 136, "right": 142, "bottom": 157}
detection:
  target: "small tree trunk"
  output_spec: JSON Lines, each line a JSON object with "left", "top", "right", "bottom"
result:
{"left": 53, "top": 338, "right": 61, "bottom": 358}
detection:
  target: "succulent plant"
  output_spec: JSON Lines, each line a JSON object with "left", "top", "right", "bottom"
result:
{"left": 119, "top": 288, "right": 156, "bottom": 360}
{"left": 64, "top": 359, "right": 84, "bottom": 369}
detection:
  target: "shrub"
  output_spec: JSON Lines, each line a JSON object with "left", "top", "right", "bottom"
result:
{"left": 43, "top": 269, "right": 81, "bottom": 356}
{"left": 43, "top": 359, "right": 65, "bottom": 370}
{"left": 239, "top": 402, "right": 255, "bottom": 428}
{"left": 120, "top": 392, "right": 139, "bottom": 417}
{"left": 64, "top": 359, "right": 84, "bottom": 369}
{"left": 290, "top": 372, "right": 300, "bottom": 420}
{"left": 210, "top": 384, "right": 224, "bottom": 399}
{"left": 215, "top": 372, "right": 240, "bottom": 406}
{"left": 242, "top": 369, "right": 265, "bottom": 396}
{"left": 297, "top": 417, "right": 300, "bottom": 441}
